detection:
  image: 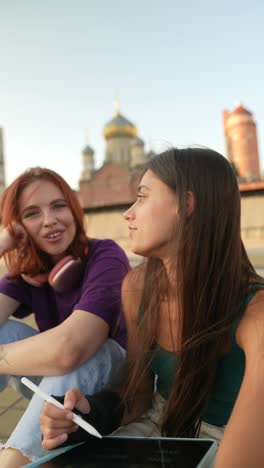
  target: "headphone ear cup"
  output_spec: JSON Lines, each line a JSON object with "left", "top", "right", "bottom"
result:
{"left": 21, "top": 246, "right": 88, "bottom": 291}
{"left": 21, "top": 272, "right": 49, "bottom": 287}
{"left": 48, "top": 256, "right": 83, "bottom": 293}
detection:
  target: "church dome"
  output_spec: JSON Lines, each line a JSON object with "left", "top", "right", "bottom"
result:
{"left": 131, "top": 136, "right": 144, "bottom": 147}
{"left": 103, "top": 112, "right": 138, "bottom": 140}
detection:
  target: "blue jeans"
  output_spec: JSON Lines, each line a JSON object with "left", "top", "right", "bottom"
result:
{"left": 0, "top": 319, "right": 126, "bottom": 461}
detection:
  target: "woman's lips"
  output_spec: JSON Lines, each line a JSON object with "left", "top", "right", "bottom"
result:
{"left": 128, "top": 227, "right": 137, "bottom": 237}
{"left": 44, "top": 231, "right": 64, "bottom": 243}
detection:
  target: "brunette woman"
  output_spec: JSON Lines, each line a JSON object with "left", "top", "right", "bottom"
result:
{"left": 43, "top": 148, "right": 264, "bottom": 467}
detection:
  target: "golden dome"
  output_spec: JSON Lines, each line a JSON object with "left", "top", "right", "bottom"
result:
{"left": 103, "top": 112, "right": 138, "bottom": 140}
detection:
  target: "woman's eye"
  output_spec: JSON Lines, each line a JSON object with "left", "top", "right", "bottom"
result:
{"left": 24, "top": 211, "right": 39, "bottom": 218}
{"left": 53, "top": 203, "right": 67, "bottom": 210}
{"left": 136, "top": 194, "right": 145, "bottom": 203}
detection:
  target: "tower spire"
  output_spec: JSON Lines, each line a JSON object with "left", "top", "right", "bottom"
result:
{"left": 85, "top": 129, "right": 90, "bottom": 145}
{"left": 114, "top": 96, "right": 120, "bottom": 116}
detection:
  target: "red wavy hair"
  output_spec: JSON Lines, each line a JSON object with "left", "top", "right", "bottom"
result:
{"left": 0, "top": 167, "right": 88, "bottom": 277}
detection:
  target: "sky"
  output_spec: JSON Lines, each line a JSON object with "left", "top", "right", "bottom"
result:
{"left": 0, "top": 0, "right": 263, "bottom": 190}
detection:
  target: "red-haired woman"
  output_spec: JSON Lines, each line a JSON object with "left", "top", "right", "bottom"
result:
{"left": 40, "top": 148, "right": 264, "bottom": 468}
{"left": 0, "top": 167, "right": 129, "bottom": 467}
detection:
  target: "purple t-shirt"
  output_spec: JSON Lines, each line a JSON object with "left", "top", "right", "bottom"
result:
{"left": 0, "top": 239, "right": 130, "bottom": 348}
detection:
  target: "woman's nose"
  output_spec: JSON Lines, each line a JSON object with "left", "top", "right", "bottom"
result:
{"left": 42, "top": 210, "right": 57, "bottom": 227}
{"left": 123, "top": 205, "right": 135, "bottom": 220}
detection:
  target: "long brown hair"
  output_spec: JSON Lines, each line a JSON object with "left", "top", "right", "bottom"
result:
{"left": 0, "top": 167, "right": 87, "bottom": 276}
{"left": 123, "top": 147, "right": 262, "bottom": 436}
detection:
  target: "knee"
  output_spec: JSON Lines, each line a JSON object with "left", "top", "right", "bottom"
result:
{"left": 97, "top": 339, "right": 126, "bottom": 362}
{"left": 39, "top": 373, "right": 73, "bottom": 395}
{"left": 0, "top": 320, "right": 38, "bottom": 344}
{"left": 0, "top": 447, "right": 31, "bottom": 468}
{"left": 0, "top": 320, "right": 16, "bottom": 344}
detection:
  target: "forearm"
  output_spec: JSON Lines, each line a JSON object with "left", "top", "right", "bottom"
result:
{"left": 215, "top": 420, "right": 264, "bottom": 467}
{"left": 215, "top": 400, "right": 264, "bottom": 467}
{"left": 0, "top": 329, "right": 69, "bottom": 376}
{"left": 215, "top": 364, "right": 264, "bottom": 467}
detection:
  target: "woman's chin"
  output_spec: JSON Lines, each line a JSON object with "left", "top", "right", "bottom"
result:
{"left": 130, "top": 245, "right": 149, "bottom": 258}
{"left": 130, "top": 246, "right": 142, "bottom": 256}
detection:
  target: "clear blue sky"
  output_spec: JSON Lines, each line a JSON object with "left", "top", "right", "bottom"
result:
{"left": 1, "top": 0, "right": 263, "bottom": 189}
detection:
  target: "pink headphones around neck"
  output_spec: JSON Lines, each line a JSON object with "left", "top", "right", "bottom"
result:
{"left": 21, "top": 246, "right": 89, "bottom": 294}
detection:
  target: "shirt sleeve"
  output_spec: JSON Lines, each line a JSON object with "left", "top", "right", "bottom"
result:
{"left": 73, "top": 240, "right": 130, "bottom": 332}
{"left": 0, "top": 274, "right": 33, "bottom": 319}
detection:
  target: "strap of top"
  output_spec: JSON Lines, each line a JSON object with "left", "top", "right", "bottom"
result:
{"left": 139, "top": 283, "right": 264, "bottom": 344}
{"left": 230, "top": 282, "right": 264, "bottom": 342}
{"left": 238, "top": 282, "right": 264, "bottom": 314}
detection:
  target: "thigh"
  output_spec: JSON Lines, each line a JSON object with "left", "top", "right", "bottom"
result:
{"left": 114, "top": 393, "right": 165, "bottom": 438}
{"left": 200, "top": 421, "right": 224, "bottom": 444}
{"left": 114, "top": 418, "right": 161, "bottom": 438}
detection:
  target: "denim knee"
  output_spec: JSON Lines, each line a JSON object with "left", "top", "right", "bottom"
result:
{"left": 0, "top": 319, "right": 38, "bottom": 394}
{"left": 0, "top": 319, "right": 38, "bottom": 344}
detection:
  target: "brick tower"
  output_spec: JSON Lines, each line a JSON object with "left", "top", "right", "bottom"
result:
{"left": 223, "top": 103, "right": 260, "bottom": 180}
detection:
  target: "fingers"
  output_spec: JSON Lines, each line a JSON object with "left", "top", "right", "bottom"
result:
{"left": 0, "top": 228, "right": 17, "bottom": 253}
{"left": 12, "top": 223, "right": 28, "bottom": 253}
{"left": 63, "top": 389, "right": 78, "bottom": 411}
{"left": 39, "top": 389, "right": 91, "bottom": 451}
{"left": 40, "top": 401, "right": 78, "bottom": 450}
{"left": 40, "top": 420, "right": 78, "bottom": 439}
{"left": 40, "top": 421, "right": 79, "bottom": 440}
{"left": 11, "top": 222, "right": 27, "bottom": 240}
{"left": 0, "top": 223, "right": 28, "bottom": 255}
{"left": 40, "top": 401, "right": 70, "bottom": 420}
{"left": 64, "top": 388, "right": 91, "bottom": 414}
{"left": 40, "top": 401, "right": 75, "bottom": 435}
{"left": 42, "top": 432, "right": 69, "bottom": 451}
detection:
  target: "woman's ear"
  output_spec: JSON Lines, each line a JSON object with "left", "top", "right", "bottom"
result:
{"left": 185, "top": 191, "right": 195, "bottom": 216}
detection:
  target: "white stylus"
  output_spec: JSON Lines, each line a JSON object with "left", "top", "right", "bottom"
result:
{"left": 21, "top": 377, "right": 102, "bottom": 439}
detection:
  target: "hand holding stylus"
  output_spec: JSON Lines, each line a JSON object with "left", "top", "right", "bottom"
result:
{"left": 21, "top": 378, "right": 102, "bottom": 450}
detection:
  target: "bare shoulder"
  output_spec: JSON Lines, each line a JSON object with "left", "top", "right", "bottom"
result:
{"left": 122, "top": 263, "right": 145, "bottom": 290}
{"left": 237, "top": 289, "right": 264, "bottom": 356}
{"left": 121, "top": 264, "right": 145, "bottom": 323}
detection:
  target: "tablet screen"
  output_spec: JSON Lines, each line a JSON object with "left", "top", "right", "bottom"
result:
{"left": 46, "top": 436, "right": 216, "bottom": 468}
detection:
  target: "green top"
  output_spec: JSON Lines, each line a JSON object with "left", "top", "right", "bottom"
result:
{"left": 149, "top": 283, "right": 263, "bottom": 427}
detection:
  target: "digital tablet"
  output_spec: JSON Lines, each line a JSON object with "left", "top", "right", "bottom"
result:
{"left": 25, "top": 436, "right": 217, "bottom": 468}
